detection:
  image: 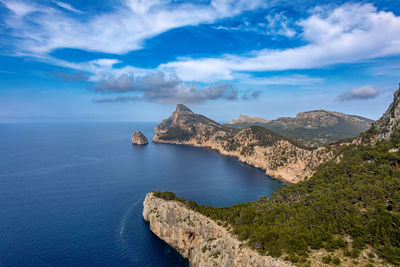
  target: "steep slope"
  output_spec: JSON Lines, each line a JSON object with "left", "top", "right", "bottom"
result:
{"left": 225, "top": 110, "right": 373, "bottom": 146}
{"left": 371, "top": 84, "right": 400, "bottom": 140}
{"left": 153, "top": 105, "right": 338, "bottom": 183}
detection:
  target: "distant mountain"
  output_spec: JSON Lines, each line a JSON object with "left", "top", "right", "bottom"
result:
{"left": 226, "top": 114, "right": 270, "bottom": 125}
{"left": 225, "top": 110, "right": 374, "bottom": 146}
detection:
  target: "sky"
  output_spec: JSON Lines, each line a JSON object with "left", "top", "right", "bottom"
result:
{"left": 0, "top": 0, "right": 400, "bottom": 122}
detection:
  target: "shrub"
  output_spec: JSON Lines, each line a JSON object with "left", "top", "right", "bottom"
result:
{"left": 332, "top": 257, "right": 341, "bottom": 265}
{"left": 322, "top": 255, "right": 332, "bottom": 264}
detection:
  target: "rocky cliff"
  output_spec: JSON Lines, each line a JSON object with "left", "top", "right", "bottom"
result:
{"left": 153, "top": 105, "right": 338, "bottom": 183}
{"left": 371, "top": 84, "right": 400, "bottom": 140}
{"left": 143, "top": 193, "right": 292, "bottom": 267}
{"left": 132, "top": 131, "right": 149, "bottom": 145}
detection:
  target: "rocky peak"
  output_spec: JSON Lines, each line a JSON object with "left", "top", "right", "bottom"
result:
{"left": 371, "top": 83, "right": 400, "bottom": 140}
{"left": 153, "top": 105, "right": 226, "bottom": 143}
{"left": 175, "top": 104, "right": 192, "bottom": 113}
{"left": 132, "top": 131, "right": 149, "bottom": 145}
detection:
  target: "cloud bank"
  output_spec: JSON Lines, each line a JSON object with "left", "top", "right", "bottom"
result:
{"left": 89, "top": 72, "right": 241, "bottom": 104}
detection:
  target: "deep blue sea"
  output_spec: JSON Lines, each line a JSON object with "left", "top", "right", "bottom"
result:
{"left": 0, "top": 122, "right": 284, "bottom": 266}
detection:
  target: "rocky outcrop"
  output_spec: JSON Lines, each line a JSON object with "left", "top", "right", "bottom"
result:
{"left": 371, "top": 84, "right": 400, "bottom": 140}
{"left": 143, "top": 193, "right": 292, "bottom": 267}
{"left": 153, "top": 104, "right": 338, "bottom": 183}
{"left": 132, "top": 131, "right": 148, "bottom": 145}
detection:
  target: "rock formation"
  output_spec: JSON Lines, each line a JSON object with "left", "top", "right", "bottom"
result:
{"left": 153, "top": 104, "right": 339, "bottom": 183}
{"left": 143, "top": 193, "right": 292, "bottom": 267}
{"left": 371, "top": 84, "right": 400, "bottom": 140}
{"left": 132, "top": 131, "right": 149, "bottom": 145}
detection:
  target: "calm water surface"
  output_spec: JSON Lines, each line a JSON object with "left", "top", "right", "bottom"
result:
{"left": 0, "top": 122, "right": 284, "bottom": 266}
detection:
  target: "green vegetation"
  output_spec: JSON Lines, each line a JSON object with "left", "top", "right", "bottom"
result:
{"left": 153, "top": 191, "right": 186, "bottom": 203}
{"left": 222, "top": 126, "right": 316, "bottom": 153}
{"left": 154, "top": 132, "right": 400, "bottom": 264}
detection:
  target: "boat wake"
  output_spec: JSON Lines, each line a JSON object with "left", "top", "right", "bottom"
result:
{"left": 119, "top": 198, "right": 141, "bottom": 239}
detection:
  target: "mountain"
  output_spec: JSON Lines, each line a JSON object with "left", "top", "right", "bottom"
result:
{"left": 153, "top": 104, "right": 234, "bottom": 144}
{"left": 153, "top": 104, "right": 338, "bottom": 183}
{"left": 225, "top": 110, "right": 373, "bottom": 146}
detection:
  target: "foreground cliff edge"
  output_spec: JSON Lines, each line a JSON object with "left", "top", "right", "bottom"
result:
{"left": 143, "top": 192, "right": 292, "bottom": 267}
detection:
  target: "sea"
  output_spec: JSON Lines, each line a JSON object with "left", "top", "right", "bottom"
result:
{"left": 0, "top": 122, "right": 284, "bottom": 266}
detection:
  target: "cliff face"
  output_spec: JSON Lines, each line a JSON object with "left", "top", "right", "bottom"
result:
{"left": 371, "top": 84, "right": 400, "bottom": 140}
{"left": 143, "top": 193, "right": 292, "bottom": 267}
{"left": 153, "top": 105, "right": 337, "bottom": 183}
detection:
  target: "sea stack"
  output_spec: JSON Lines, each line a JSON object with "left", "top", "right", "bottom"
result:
{"left": 132, "top": 131, "right": 148, "bottom": 145}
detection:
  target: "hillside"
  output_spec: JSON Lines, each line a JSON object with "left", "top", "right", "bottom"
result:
{"left": 225, "top": 110, "right": 373, "bottom": 146}
{"left": 153, "top": 105, "right": 338, "bottom": 183}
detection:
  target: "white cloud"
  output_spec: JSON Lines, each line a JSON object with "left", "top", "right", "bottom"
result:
{"left": 53, "top": 1, "right": 83, "bottom": 14}
{"left": 1, "top": 0, "right": 38, "bottom": 17}
{"left": 90, "top": 59, "right": 120, "bottom": 67}
{"left": 160, "top": 3, "right": 400, "bottom": 81}
{"left": 212, "top": 11, "right": 296, "bottom": 38}
{"left": 265, "top": 12, "right": 296, "bottom": 38}
{"left": 337, "top": 85, "right": 380, "bottom": 102}
{"left": 1, "top": 0, "right": 264, "bottom": 55}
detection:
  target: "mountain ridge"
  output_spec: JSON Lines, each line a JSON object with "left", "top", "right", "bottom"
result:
{"left": 225, "top": 109, "right": 373, "bottom": 146}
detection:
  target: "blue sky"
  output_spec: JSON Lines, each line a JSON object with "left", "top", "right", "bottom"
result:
{"left": 0, "top": 0, "right": 400, "bottom": 122}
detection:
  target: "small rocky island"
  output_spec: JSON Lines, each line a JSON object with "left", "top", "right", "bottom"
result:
{"left": 132, "top": 131, "right": 148, "bottom": 145}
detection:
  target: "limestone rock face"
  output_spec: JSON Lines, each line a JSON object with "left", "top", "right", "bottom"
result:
{"left": 143, "top": 193, "right": 292, "bottom": 267}
{"left": 152, "top": 104, "right": 338, "bottom": 183}
{"left": 371, "top": 84, "right": 400, "bottom": 140}
{"left": 132, "top": 131, "right": 148, "bottom": 145}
